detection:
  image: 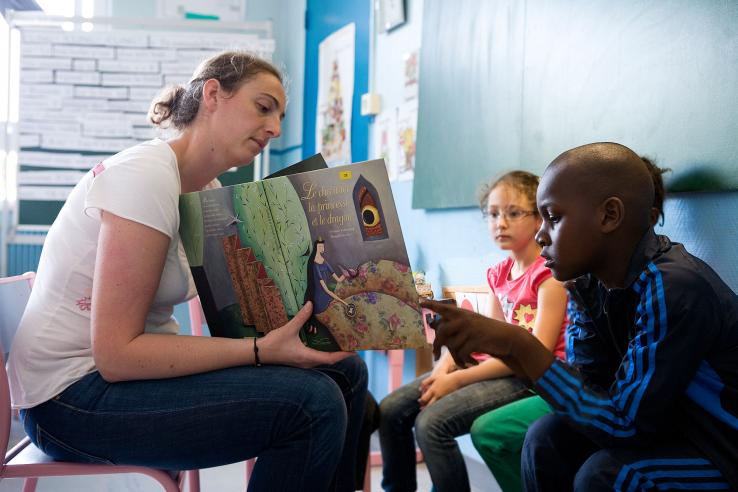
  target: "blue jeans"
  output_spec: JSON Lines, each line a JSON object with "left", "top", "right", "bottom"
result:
{"left": 378, "top": 372, "right": 530, "bottom": 492}
{"left": 20, "top": 356, "right": 368, "bottom": 492}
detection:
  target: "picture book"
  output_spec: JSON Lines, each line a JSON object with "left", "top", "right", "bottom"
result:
{"left": 178, "top": 156, "right": 428, "bottom": 351}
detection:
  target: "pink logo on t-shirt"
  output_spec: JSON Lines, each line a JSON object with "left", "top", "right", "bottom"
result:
{"left": 75, "top": 296, "right": 91, "bottom": 311}
{"left": 92, "top": 162, "right": 106, "bottom": 177}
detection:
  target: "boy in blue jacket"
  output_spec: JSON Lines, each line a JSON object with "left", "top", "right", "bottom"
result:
{"left": 424, "top": 142, "right": 738, "bottom": 491}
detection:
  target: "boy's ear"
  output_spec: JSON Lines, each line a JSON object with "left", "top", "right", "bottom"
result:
{"left": 600, "top": 197, "right": 624, "bottom": 233}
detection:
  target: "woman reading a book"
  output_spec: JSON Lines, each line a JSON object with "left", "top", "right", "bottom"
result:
{"left": 8, "top": 51, "right": 368, "bottom": 492}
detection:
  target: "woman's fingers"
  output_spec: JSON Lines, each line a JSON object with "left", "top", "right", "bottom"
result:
{"left": 298, "top": 350, "right": 354, "bottom": 368}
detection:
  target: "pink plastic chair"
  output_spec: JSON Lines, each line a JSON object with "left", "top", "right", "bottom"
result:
{"left": 187, "top": 296, "right": 256, "bottom": 483}
{"left": 0, "top": 273, "right": 199, "bottom": 492}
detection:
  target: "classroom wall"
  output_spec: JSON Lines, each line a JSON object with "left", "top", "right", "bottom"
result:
{"left": 369, "top": 5, "right": 736, "bottom": 484}
{"left": 372, "top": 0, "right": 506, "bottom": 298}
{"left": 372, "top": 0, "right": 738, "bottom": 299}
{"left": 110, "top": 0, "right": 306, "bottom": 173}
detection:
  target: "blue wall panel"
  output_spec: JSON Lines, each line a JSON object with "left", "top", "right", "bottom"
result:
{"left": 302, "top": 0, "right": 371, "bottom": 163}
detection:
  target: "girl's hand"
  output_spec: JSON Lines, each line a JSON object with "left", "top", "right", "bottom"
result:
{"left": 419, "top": 373, "right": 437, "bottom": 394}
{"left": 418, "top": 372, "right": 462, "bottom": 409}
{"left": 259, "top": 302, "right": 353, "bottom": 368}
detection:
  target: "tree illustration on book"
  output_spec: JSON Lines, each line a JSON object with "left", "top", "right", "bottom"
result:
{"left": 179, "top": 156, "right": 428, "bottom": 351}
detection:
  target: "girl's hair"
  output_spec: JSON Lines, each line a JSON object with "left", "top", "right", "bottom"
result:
{"left": 148, "top": 51, "right": 284, "bottom": 130}
{"left": 479, "top": 170, "right": 540, "bottom": 212}
{"left": 640, "top": 155, "right": 670, "bottom": 225}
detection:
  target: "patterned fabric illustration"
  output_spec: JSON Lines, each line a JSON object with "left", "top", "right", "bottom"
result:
{"left": 316, "top": 259, "right": 426, "bottom": 351}
{"left": 334, "top": 260, "right": 417, "bottom": 306}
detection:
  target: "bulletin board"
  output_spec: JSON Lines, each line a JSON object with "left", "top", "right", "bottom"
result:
{"left": 4, "top": 12, "right": 274, "bottom": 227}
{"left": 412, "top": 0, "right": 738, "bottom": 210}
{"left": 302, "top": 0, "right": 371, "bottom": 164}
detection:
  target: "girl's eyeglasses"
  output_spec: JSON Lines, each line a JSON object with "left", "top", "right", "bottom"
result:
{"left": 482, "top": 208, "right": 537, "bottom": 222}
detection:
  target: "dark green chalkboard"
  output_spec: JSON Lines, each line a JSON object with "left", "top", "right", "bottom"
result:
{"left": 413, "top": 0, "right": 738, "bottom": 209}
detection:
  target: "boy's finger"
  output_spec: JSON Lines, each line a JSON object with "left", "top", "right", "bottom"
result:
{"left": 432, "top": 336, "right": 444, "bottom": 360}
{"left": 420, "top": 299, "right": 458, "bottom": 315}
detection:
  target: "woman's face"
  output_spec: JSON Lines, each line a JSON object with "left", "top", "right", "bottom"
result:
{"left": 212, "top": 72, "right": 286, "bottom": 167}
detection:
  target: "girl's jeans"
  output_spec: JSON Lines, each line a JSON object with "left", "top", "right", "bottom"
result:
{"left": 20, "top": 356, "right": 368, "bottom": 492}
{"left": 379, "top": 372, "right": 531, "bottom": 492}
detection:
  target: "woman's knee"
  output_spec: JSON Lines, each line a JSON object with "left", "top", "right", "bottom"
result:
{"left": 332, "top": 355, "right": 369, "bottom": 392}
{"left": 295, "top": 371, "right": 348, "bottom": 434}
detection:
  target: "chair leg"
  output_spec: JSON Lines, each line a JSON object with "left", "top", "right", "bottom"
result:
{"left": 245, "top": 458, "right": 256, "bottom": 484}
{"left": 363, "top": 457, "right": 372, "bottom": 492}
{"left": 22, "top": 477, "right": 38, "bottom": 492}
{"left": 183, "top": 470, "right": 200, "bottom": 492}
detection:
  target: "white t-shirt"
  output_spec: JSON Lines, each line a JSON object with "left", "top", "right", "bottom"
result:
{"left": 8, "top": 139, "right": 197, "bottom": 409}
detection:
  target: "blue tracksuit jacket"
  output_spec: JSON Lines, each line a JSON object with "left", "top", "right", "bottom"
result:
{"left": 534, "top": 229, "right": 738, "bottom": 488}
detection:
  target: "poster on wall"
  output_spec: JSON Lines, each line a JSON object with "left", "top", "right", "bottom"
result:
{"left": 374, "top": 112, "right": 398, "bottom": 180}
{"left": 395, "top": 98, "right": 417, "bottom": 181}
{"left": 316, "top": 23, "right": 355, "bottom": 166}
{"left": 404, "top": 50, "right": 419, "bottom": 101}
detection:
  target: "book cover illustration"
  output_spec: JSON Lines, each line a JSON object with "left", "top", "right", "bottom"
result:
{"left": 179, "top": 158, "right": 428, "bottom": 351}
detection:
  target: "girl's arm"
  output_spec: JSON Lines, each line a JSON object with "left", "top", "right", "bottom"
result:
{"left": 91, "top": 212, "right": 349, "bottom": 383}
{"left": 528, "top": 277, "right": 567, "bottom": 352}
{"left": 488, "top": 290, "right": 504, "bottom": 319}
{"left": 419, "top": 281, "right": 567, "bottom": 405}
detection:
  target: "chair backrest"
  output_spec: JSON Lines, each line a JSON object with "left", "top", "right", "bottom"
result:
{"left": 0, "top": 272, "right": 35, "bottom": 460}
{"left": 187, "top": 296, "right": 205, "bottom": 337}
{"left": 0, "top": 273, "right": 35, "bottom": 358}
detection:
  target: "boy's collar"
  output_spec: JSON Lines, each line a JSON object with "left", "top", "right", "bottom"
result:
{"left": 618, "top": 228, "right": 661, "bottom": 290}
{"left": 568, "top": 229, "right": 661, "bottom": 294}
{"left": 564, "top": 227, "right": 665, "bottom": 292}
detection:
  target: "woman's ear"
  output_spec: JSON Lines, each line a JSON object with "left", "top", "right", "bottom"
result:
{"left": 201, "top": 78, "right": 221, "bottom": 112}
{"left": 600, "top": 196, "right": 624, "bottom": 233}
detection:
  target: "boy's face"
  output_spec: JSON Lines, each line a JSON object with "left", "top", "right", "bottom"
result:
{"left": 535, "top": 166, "right": 603, "bottom": 281}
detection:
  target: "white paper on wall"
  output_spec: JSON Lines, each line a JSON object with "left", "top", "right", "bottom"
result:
{"left": 373, "top": 111, "right": 398, "bottom": 180}
{"left": 395, "top": 98, "right": 417, "bottom": 182}
{"left": 316, "top": 23, "right": 355, "bottom": 166}
{"left": 475, "top": 292, "right": 491, "bottom": 318}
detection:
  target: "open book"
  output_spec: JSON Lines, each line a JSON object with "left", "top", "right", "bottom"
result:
{"left": 179, "top": 156, "right": 428, "bottom": 351}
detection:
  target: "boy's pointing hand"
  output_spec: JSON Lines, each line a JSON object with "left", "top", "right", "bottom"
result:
{"left": 420, "top": 299, "right": 554, "bottom": 382}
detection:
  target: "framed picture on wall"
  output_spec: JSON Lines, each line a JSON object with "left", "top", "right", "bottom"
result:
{"left": 378, "top": 0, "right": 406, "bottom": 32}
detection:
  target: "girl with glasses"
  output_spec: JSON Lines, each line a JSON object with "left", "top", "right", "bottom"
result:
{"left": 378, "top": 170, "right": 567, "bottom": 492}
